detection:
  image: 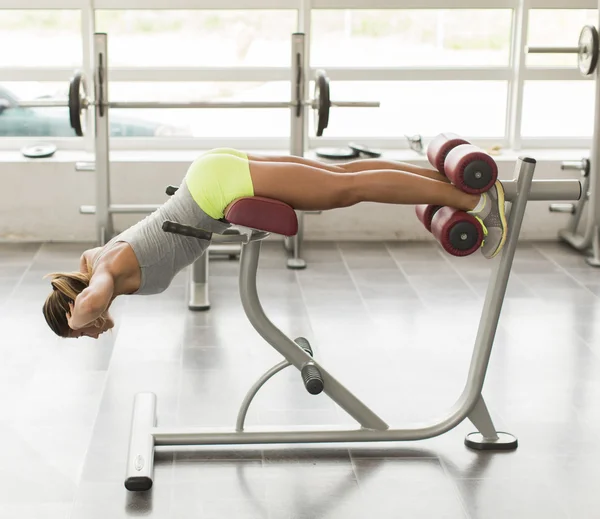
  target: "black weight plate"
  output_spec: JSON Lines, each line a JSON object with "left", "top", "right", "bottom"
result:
{"left": 348, "top": 142, "right": 382, "bottom": 158}
{"left": 578, "top": 25, "right": 599, "bottom": 76}
{"left": 21, "top": 144, "right": 57, "bottom": 159}
{"left": 315, "top": 147, "right": 359, "bottom": 160}
{"left": 314, "top": 70, "right": 331, "bottom": 137}
{"left": 69, "top": 72, "right": 87, "bottom": 137}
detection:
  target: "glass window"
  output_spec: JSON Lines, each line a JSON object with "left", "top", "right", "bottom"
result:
{"left": 311, "top": 10, "right": 512, "bottom": 68}
{"left": 310, "top": 81, "right": 507, "bottom": 138}
{"left": 0, "top": 11, "right": 81, "bottom": 67}
{"left": 0, "top": 82, "right": 76, "bottom": 137}
{"left": 95, "top": 10, "right": 298, "bottom": 67}
{"left": 527, "top": 9, "right": 597, "bottom": 68}
{"left": 108, "top": 82, "right": 290, "bottom": 138}
{"left": 521, "top": 81, "right": 594, "bottom": 137}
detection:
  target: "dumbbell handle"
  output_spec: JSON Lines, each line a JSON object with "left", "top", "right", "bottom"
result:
{"left": 525, "top": 46, "right": 581, "bottom": 54}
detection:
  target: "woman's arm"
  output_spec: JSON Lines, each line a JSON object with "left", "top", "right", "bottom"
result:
{"left": 67, "top": 270, "right": 115, "bottom": 330}
{"left": 79, "top": 247, "right": 103, "bottom": 274}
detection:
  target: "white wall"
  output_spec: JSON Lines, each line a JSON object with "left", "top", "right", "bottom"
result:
{"left": 0, "top": 149, "right": 587, "bottom": 242}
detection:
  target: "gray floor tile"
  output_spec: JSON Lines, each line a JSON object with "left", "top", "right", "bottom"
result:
{"left": 353, "top": 458, "right": 468, "bottom": 518}
{"left": 455, "top": 478, "right": 569, "bottom": 519}
{"left": 71, "top": 481, "right": 174, "bottom": 518}
{"left": 0, "top": 503, "right": 73, "bottom": 519}
{"left": 4, "top": 240, "right": 600, "bottom": 518}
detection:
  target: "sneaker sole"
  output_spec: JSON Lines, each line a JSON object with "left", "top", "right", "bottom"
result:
{"left": 488, "top": 180, "right": 507, "bottom": 258}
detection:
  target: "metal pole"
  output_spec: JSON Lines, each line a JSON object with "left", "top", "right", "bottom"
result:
{"left": 94, "top": 33, "right": 113, "bottom": 245}
{"left": 188, "top": 253, "right": 210, "bottom": 311}
{"left": 239, "top": 239, "right": 388, "bottom": 431}
{"left": 124, "top": 392, "right": 156, "bottom": 491}
{"left": 525, "top": 46, "right": 580, "bottom": 53}
{"left": 586, "top": 4, "right": 600, "bottom": 266}
{"left": 236, "top": 360, "right": 290, "bottom": 432}
{"left": 506, "top": 0, "right": 529, "bottom": 150}
{"left": 464, "top": 158, "right": 536, "bottom": 399}
{"left": 503, "top": 179, "right": 581, "bottom": 201}
{"left": 109, "top": 101, "right": 291, "bottom": 109}
{"left": 287, "top": 32, "right": 308, "bottom": 270}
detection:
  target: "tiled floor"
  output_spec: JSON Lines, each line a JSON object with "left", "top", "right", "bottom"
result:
{"left": 1, "top": 239, "right": 600, "bottom": 518}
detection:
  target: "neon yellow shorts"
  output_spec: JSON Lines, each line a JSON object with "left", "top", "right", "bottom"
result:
{"left": 184, "top": 148, "right": 254, "bottom": 220}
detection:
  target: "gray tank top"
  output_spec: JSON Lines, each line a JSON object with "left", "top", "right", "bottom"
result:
{"left": 95, "top": 182, "right": 230, "bottom": 295}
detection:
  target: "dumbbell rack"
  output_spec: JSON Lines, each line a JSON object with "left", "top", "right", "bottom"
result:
{"left": 526, "top": 17, "right": 600, "bottom": 267}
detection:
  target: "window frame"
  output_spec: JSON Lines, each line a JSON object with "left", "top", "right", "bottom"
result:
{"left": 0, "top": 0, "right": 597, "bottom": 151}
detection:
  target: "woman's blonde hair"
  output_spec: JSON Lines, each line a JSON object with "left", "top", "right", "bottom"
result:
{"left": 42, "top": 270, "right": 106, "bottom": 337}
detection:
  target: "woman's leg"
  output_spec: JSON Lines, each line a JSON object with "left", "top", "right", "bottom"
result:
{"left": 249, "top": 160, "right": 477, "bottom": 211}
{"left": 246, "top": 152, "right": 449, "bottom": 183}
{"left": 248, "top": 160, "right": 507, "bottom": 258}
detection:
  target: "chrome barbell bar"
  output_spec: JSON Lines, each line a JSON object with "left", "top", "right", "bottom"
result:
{"left": 15, "top": 92, "right": 378, "bottom": 110}
{"left": 525, "top": 46, "right": 580, "bottom": 54}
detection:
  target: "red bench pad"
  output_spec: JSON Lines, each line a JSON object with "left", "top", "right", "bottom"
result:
{"left": 224, "top": 197, "right": 298, "bottom": 237}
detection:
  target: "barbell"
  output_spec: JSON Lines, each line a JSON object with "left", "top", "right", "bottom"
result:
{"left": 526, "top": 24, "right": 599, "bottom": 76}
{"left": 16, "top": 69, "right": 379, "bottom": 138}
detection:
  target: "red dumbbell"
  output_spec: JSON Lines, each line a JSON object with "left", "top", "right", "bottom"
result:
{"left": 431, "top": 206, "right": 484, "bottom": 257}
{"left": 415, "top": 204, "right": 442, "bottom": 232}
{"left": 426, "top": 133, "right": 470, "bottom": 176}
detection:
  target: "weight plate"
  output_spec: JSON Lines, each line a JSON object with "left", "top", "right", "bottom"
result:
{"left": 348, "top": 142, "right": 382, "bottom": 158}
{"left": 314, "top": 70, "right": 331, "bottom": 137}
{"left": 69, "top": 72, "right": 87, "bottom": 137}
{"left": 315, "top": 147, "right": 359, "bottom": 160}
{"left": 578, "top": 25, "right": 599, "bottom": 76}
{"left": 21, "top": 144, "right": 57, "bottom": 159}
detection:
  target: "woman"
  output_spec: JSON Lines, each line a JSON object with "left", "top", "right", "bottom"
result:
{"left": 43, "top": 148, "right": 506, "bottom": 339}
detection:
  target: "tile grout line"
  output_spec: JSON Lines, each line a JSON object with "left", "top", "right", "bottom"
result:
{"left": 434, "top": 244, "right": 485, "bottom": 300}
{"left": 532, "top": 243, "right": 599, "bottom": 299}
{"left": 16, "top": 243, "right": 108, "bottom": 517}
{"left": 436, "top": 457, "right": 475, "bottom": 519}
{"left": 287, "top": 244, "right": 347, "bottom": 426}
{"left": 336, "top": 242, "right": 402, "bottom": 365}
{"left": 382, "top": 241, "right": 432, "bottom": 311}
{"left": 0, "top": 243, "right": 44, "bottom": 312}
{"left": 334, "top": 242, "right": 396, "bottom": 472}
{"left": 531, "top": 243, "right": 600, "bottom": 360}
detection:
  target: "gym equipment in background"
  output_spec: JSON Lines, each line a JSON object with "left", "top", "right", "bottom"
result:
{"left": 527, "top": 21, "right": 600, "bottom": 266}
{"left": 315, "top": 143, "right": 381, "bottom": 160}
{"left": 61, "top": 33, "right": 377, "bottom": 270}
{"left": 21, "top": 144, "right": 57, "bottom": 159}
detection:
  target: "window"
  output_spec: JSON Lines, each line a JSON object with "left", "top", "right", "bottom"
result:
{"left": 0, "top": 3, "right": 596, "bottom": 148}
{"left": 0, "top": 11, "right": 81, "bottom": 67}
{"left": 108, "top": 82, "right": 290, "bottom": 138}
{"left": 311, "top": 81, "right": 507, "bottom": 138}
{"left": 527, "top": 9, "right": 597, "bottom": 68}
{"left": 96, "top": 10, "right": 298, "bottom": 67}
{"left": 0, "top": 82, "right": 74, "bottom": 137}
{"left": 311, "top": 10, "right": 512, "bottom": 68}
{"left": 521, "top": 81, "right": 594, "bottom": 137}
